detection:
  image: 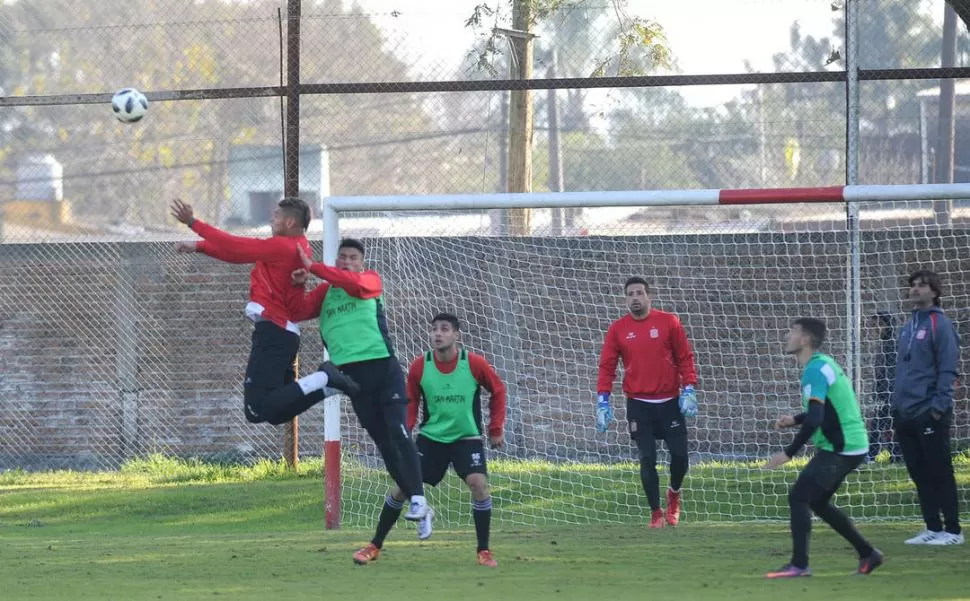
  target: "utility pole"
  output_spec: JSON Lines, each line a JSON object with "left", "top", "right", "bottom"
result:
{"left": 283, "top": 0, "right": 302, "bottom": 471}
{"left": 506, "top": 0, "right": 535, "bottom": 235}
{"left": 934, "top": 2, "right": 958, "bottom": 227}
{"left": 547, "top": 51, "right": 564, "bottom": 235}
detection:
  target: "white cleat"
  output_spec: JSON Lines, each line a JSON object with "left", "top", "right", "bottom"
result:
{"left": 925, "top": 532, "right": 965, "bottom": 546}
{"left": 404, "top": 495, "right": 430, "bottom": 521}
{"left": 905, "top": 529, "right": 943, "bottom": 544}
{"left": 416, "top": 507, "right": 434, "bottom": 540}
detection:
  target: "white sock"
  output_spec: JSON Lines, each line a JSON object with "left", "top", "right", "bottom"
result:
{"left": 297, "top": 371, "right": 329, "bottom": 395}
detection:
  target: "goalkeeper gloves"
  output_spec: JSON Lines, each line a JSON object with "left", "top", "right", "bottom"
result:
{"left": 679, "top": 385, "right": 698, "bottom": 418}
{"left": 595, "top": 393, "right": 614, "bottom": 433}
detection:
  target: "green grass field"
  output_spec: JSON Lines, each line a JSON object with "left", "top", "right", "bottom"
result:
{"left": 1, "top": 455, "right": 968, "bottom": 601}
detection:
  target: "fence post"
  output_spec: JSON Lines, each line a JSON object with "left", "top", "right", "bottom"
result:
{"left": 283, "top": 0, "right": 302, "bottom": 470}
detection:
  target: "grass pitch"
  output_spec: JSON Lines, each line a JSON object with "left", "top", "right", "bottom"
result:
{"left": 0, "top": 455, "right": 967, "bottom": 601}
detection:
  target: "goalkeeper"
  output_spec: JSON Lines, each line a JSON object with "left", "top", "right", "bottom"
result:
{"left": 596, "top": 277, "right": 698, "bottom": 528}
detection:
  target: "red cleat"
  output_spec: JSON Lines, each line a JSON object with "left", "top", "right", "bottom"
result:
{"left": 649, "top": 508, "right": 666, "bottom": 528}
{"left": 352, "top": 543, "right": 380, "bottom": 565}
{"left": 666, "top": 488, "right": 682, "bottom": 526}
{"left": 477, "top": 549, "right": 498, "bottom": 567}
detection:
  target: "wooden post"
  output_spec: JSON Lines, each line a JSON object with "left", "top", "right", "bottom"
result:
{"left": 506, "top": 0, "right": 534, "bottom": 235}
{"left": 283, "top": 0, "right": 301, "bottom": 470}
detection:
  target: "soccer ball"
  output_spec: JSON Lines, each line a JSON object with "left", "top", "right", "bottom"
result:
{"left": 111, "top": 88, "right": 149, "bottom": 123}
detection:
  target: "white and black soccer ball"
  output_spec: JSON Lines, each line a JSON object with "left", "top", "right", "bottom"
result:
{"left": 111, "top": 88, "right": 149, "bottom": 123}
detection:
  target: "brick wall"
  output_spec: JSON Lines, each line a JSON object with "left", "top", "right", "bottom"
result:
{"left": 0, "top": 230, "right": 967, "bottom": 469}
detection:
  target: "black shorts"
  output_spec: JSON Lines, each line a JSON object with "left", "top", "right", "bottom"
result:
{"left": 243, "top": 321, "right": 300, "bottom": 422}
{"left": 417, "top": 436, "right": 487, "bottom": 486}
{"left": 797, "top": 450, "right": 864, "bottom": 493}
{"left": 339, "top": 357, "right": 408, "bottom": 436}
{"left": 626, "top": 397, "right": 687, "bottom": 446}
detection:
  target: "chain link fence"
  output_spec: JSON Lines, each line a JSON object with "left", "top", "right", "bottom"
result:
{"left": 0, "top": 0, "right": 969, "bottom": 471}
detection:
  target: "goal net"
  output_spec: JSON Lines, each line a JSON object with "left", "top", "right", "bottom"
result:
{"left": 327, "top": 186, "right": 970, "bottom": 528}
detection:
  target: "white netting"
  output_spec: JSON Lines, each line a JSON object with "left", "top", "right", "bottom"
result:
{"left": 333, "top": 198, "right": 970, "bottom": 527}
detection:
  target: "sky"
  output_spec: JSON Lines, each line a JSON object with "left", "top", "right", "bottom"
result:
{"left": 351, "top": 0, "right": 844, "bottom": 106}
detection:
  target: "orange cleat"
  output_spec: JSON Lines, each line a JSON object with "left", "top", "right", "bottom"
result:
{"left": 666, "top": 488, "right": 682, "bottom": 527}
{"left": 649, "top": 508, "right": 666, "bottom": 528}
{"left": 353, "top": 543, "right": 381, "bottom": 565}
{"left": 477, "top": 549, "right": 498, "bottom": 567}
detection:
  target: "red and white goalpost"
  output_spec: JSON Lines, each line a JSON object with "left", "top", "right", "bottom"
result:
{"left": 319, "top": 183, "right": 970, "bottom": 529}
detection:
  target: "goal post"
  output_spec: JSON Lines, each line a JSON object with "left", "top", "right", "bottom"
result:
{"left": 320, "top": 183, "right": 970, "bottom": 530}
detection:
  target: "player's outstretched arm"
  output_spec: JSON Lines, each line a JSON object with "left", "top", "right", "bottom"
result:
{"left": 170, "top": 198, "right": 293, "bottom": 264}
{"left": 296, "top": 245, "right": 382, "bottom": 299}
{"left": 766, "top": 401, "right": 824, "bottom": 470}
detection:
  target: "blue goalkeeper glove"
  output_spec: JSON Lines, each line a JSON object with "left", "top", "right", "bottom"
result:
{"left": 679, "top": 385, "right": 698, "bottom": 418}
{"left": 595, "top": 393, "right": 614, "bottom": 433}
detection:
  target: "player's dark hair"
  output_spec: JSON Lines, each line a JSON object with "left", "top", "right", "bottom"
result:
{"left": 793, "top": 318, "right": 826, "bottom": 349}
{"left": 338, "top": 238, "right": 365, "bottom": 256}
{"left": 908, "top": 269, "right": 942, "bottom": 306}
{"left": 277, "top": 197, "right": 311, "bottom": 230}
{"left": 624, "top": 276, "right": 650, "bottom": 293}
{"left": 431, "top": 312, "right": 461, "bottom": 331}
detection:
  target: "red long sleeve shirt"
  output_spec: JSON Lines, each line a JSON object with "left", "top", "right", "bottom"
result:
{"left": 289, "top": 262, "right": 383, "bottom": 323}
{"left": 190, "top": 220, "right": 309, "bottom": 332}
{"left": 597, "top": 310, "right": 698, "bottom": 401}
{"left": 406, "top": 350, "right": 507, "bottom": 437}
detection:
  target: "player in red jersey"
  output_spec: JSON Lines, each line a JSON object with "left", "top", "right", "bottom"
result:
{"left": 596, "top": 276, "right": 698, "bottom": 528}
{"left": 170, "top": 197, "right": 358, "bottom": 426}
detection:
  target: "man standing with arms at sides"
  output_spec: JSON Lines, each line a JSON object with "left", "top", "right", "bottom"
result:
{"left": 766, "top": 318, "right": 882, "bottom": 578}
{"left": 893, "top": 270, "right": 963, "bottom": 545}
{"left": 291, "top": 239, "right": 430, "bottom": 524}
{"left": 596, "top": 277, "right": 698, "bottom": 528}
{"left": 351, "top": 313, "right": 507, "bottom": 567}
{"left": 170, "top": 198, "right": 359, "bottom": 426}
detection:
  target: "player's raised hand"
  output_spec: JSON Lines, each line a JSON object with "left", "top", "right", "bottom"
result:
{"left": 170, "top": 198, "right": 195, "bottom": 225}
{"left": 488, "top": 434, "right": 504, "bottom": 450}
{"left": 774, "top": 415, "right": 797, "bottom": 430}
{"left": 175, "top": 241, "right": 197, "bottom": 253}
{"left": 595, "top": 393, "right": 614, "bottom": 433}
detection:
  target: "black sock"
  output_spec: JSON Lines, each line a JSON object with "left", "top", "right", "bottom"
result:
{"left": 473, "top": 498, "right": 492, "bottom": 551}
{"left": 669, "top": 453, "right": 688, "bottom": 492}
{"left": 371, "top": 495, "right": 404, "bottom": 548}
{"left": 639, "top": 458, "right": 660, "bottom": 511}
{"left": 812, "top": 502, "right": 874, "bottom": 558}
{"left": 790, "top": 500, "right": 812, "bottom": 569}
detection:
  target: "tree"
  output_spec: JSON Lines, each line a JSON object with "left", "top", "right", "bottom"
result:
{"left": 0, "top": 0, "right": 456, "bottom": 231}
{"left": 766, "top": 1, "right": 948, "bottom": 184}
